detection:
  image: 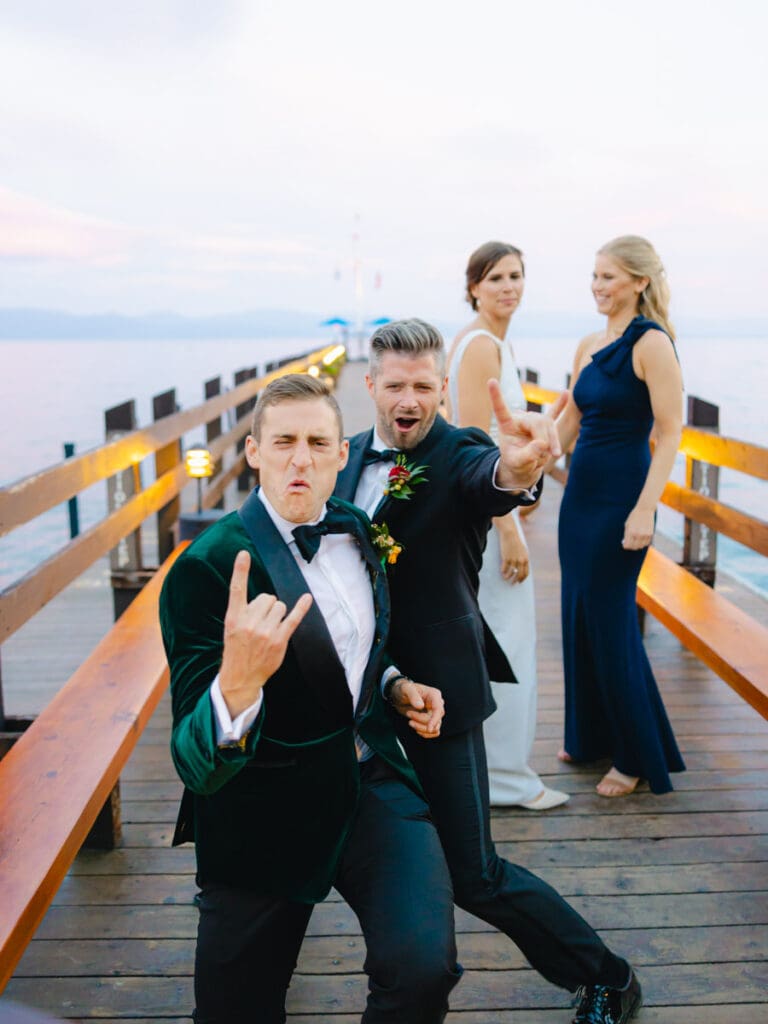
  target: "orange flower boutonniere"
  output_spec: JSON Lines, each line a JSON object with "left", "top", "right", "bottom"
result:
{"left": 370, "top": 522, "right": 403, "bottom": 567}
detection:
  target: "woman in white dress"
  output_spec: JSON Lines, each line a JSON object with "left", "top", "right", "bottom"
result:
{"left": 446, "top": 241, "right": 569, "bottom": 810}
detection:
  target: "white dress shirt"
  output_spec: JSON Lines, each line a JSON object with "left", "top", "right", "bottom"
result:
{"left": 211, "top": 491, "right": 379, "bottom": 753}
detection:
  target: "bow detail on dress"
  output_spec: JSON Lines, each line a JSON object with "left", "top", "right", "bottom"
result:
{"left": 590, "top": 317, "right": 666, "bottom": 378}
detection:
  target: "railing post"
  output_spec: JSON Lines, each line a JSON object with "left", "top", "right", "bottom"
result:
{"left": 105, "top": 400, "right": 147, "bottom": 621}
{"left": 63, "top": 443, "right": 80, "bottom": 538}
{"left": 682, "top": 396, "right": 720, "bottom": 588}
{"left": 204, "top": 376, "right": 225, "bottom": 510}
{"left": 524, "top": 368, "right": 541, "bottom": 412}
{"left": 153, "top": 388, "right": 181, "bottom": 563}
{"left": 0, "top": 655, "right": 34, "bottom": 757}
{"left": 99, "top": 400, "right": 152, "bottom": 849}
{"left": 234, "top": 367, "right": 257, "bottom": 493}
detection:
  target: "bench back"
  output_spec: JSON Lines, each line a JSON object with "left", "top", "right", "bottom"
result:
{"left": 0, "top": 544, "right": 186, "bottom": 991}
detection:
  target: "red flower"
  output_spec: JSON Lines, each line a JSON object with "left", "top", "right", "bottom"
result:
{"left": 383, "top": 454, "right": 429, "bottom": 500}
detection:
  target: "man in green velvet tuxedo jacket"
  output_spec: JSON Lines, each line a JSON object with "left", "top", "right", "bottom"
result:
{"left": 160, "top": 374, "right": 460, "bottom": 1024}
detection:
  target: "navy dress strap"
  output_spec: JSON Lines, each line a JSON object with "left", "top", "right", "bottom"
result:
{"left": 591, "top": 316, "right": 669, "bottom": 378}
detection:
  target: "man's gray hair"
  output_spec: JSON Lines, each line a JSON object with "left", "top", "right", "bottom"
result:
{"left": 368, "top": 318, "right": 446, "bottom": 377}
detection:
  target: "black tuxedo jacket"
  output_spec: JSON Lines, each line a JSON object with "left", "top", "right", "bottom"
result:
{"left": 159, "top": 491, "right": 421, "bottom": 903}
{"left": 335, "top": 416, "right": 539, "bottom": 735}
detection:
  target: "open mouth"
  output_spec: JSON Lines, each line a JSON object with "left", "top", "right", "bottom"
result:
{"left": 395, "top": 416, "right": 419, "bottom": 432}
{"left": 287, "top": 479, "right": 310, "bottom": 491}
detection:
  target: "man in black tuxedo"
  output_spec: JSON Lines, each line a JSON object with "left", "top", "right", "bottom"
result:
{"left": 334, "top": 320, "right": 642, "bottom": 1024}
{"left": 160, "top": 374, "right": 461, "bottom": 1023}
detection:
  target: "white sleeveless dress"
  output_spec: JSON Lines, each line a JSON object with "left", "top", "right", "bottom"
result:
{"left": 448, "top": 329, "right": 543, "bottom": 804}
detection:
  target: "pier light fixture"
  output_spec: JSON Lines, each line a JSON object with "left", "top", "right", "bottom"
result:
{"left": 307, "top": 364, "right": 321, "bottom": 378}
{"left": 185, "top": 444, "right": 214, "bottom": 513}
{"left": 322, "top": 344, "right": 346, "bottom": 366}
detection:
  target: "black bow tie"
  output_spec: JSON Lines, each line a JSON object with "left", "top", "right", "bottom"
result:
{"left": 362, "top": 447, "right": 398, "bottom": 466}
{"left": 291, "top": 506, "right": 360, "bottom": 563}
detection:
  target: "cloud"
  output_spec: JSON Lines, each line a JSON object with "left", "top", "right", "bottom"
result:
{"left": 0, "top": 185, "right": 139, "bottom": 264}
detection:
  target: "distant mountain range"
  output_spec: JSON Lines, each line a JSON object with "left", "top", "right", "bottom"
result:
{"left": 0, "top": 307, "right": 765, "bottom": 340}
{"left": 0, "top": 308, "right": 327, "bottom": 340}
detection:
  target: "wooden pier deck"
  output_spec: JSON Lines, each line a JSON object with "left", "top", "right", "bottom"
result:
{"left": 2, "top": 364, "right": 767, "bottom": 1022}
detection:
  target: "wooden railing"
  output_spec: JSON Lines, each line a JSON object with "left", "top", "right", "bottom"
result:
{"left": 0, "top": 344, "right": 345, "bottom": 648}
{"left": 521, "top": 378, "right": 768, "bottom": 561}
{"left": 521, "top": 378, "right": 768, "bottom": 717}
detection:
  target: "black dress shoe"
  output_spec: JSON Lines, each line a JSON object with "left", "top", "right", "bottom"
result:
{"left": 571, "top": 968, "right": 642, "bottom": 1023}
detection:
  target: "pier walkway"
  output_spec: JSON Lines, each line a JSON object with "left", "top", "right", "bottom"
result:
{"left": 2, "top": 364, "right": 767, "bottom": 1022}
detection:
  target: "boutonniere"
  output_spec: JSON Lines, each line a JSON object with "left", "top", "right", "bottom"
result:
{"left": 384, "top": 454, "right": 428, "bottom": 500}
{"left": 370, "top": 522, "right": 403, "bottom": 567}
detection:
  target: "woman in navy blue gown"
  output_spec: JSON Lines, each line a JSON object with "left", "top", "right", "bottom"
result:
{"left": 557, "top": 236, "right": 685, "bottom": 797}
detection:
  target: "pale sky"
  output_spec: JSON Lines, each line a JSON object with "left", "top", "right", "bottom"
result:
{"left": 0, "top": 0, "right": 766, "bottom": 326}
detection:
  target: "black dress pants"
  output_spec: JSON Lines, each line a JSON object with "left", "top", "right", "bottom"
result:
{"left": 193, "top": 757, "right": 461, "bottom": 1024}
{"left": 397, "top": 721, "right": 630, "bottom": 993}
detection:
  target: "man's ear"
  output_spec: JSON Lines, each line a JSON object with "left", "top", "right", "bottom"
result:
{"left": 245, "top": 434, "right": 260, "bottom": 470}
{"left": 338, "top": 438, "right": 350, "bottom": 471}
{"left": 365, "top": 373, "right": 375, "bottom": 397}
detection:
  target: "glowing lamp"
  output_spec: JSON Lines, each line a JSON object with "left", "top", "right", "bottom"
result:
{"left": 307, "top": 364, "right": 321, "bottom": 378}
{"left": 185, "top": 444, "right": 214, "bottom": 513}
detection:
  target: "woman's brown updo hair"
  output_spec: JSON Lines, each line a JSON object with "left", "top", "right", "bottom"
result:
{"left": 465, "top": 241, "right": 525, "bottom": 311}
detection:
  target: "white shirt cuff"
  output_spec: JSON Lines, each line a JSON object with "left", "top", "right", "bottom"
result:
{"left": 381, "top": 664, "right": 401, "bottom": 696}
{"left": 210, "top": 675, "right": 263, "bottom": 745}
{"left": 492, "top": 457, "right": 539, "bottom": 502}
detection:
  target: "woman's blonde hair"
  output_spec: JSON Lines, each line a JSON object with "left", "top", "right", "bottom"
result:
{"left": 598, "top": 235, "right": 675, "bottom": 340}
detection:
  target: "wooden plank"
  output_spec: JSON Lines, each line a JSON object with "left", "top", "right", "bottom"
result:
{"left": 286, "top": 1012, "right": 768, "bottom": 1024}
{"left": 5, "top": 962, "right": 768, "bottom": 1017}
{"left": 116, "top": 807, "right": 768, "bottom": 851}
{"left": 661, "top": 481, "right": 768, "bottom": 557}
{"left": 67, "top": 832, "right": 768, "bottom": 875}
{"left": 679, "top": 425, "right": 768, "bottom": 480}
{"left": 0, "top": 547, "right": 186, "bottom": 991}
{"left": 2, "top": 1015, "right": 757, "bottom": 1024}
{"left": 490, "top": 810, "right": 768, "bottom": 842}
{"left": 520, "top": 381, "right": 560, "bottom": 407}
{"left": 638, "top": 547, "right": 768, "bottom": 717}
{"left": 49, "top": 860, "right": 768, "bottom": 909}
{"left": 30, "top": 890, "right": 768, "bottom": 943}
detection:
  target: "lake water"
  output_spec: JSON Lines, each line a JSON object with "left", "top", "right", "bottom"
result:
{"left": 1, "top": 335, "right": 766, "bottom": 594}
